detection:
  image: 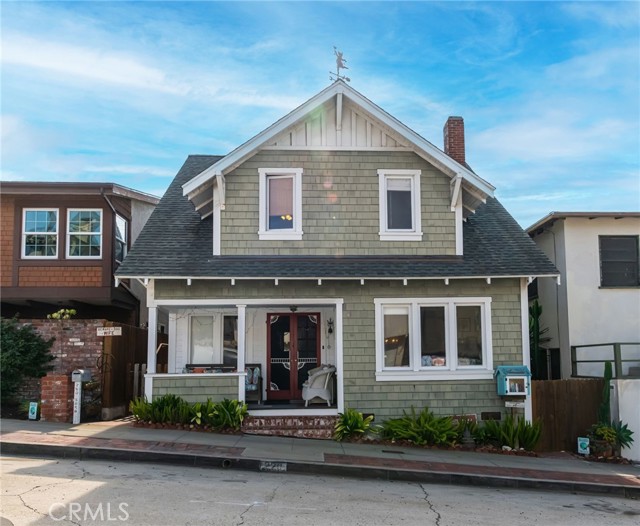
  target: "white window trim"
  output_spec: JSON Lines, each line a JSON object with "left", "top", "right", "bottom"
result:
{"left": 188, "top": 311, "right": 238, "bottom": 365}
{"left": 66, "top": 208, "right": 103, "bottom": 259}
{"left": 22, "top": 208, "right": 59, "bottom": 259}
{"left": 374, "top": 297, "right": 493, "bottom": 381}
{"left": 258, "top": 168, "right": 303, "bottom": 240}
{"left": 377, "top": 169, "right": 423, "bottom": 241}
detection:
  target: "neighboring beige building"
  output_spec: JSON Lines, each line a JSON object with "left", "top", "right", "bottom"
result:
{"left": 527, "top": 212, "right": 640, "bottom": 379}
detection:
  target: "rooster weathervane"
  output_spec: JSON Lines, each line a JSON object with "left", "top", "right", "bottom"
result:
{"left": 330, "top": 47, "right": 350, "bottom": 82}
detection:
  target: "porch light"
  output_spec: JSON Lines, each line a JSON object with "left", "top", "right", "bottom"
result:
{"left": 327, "top": 318, "right": 334, "bottom": 334}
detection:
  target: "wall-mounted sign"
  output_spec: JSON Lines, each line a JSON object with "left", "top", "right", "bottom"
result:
{"left": 505, "top": 400, "right": 525, "bottom": 408}
{"left": 97, "top": 327, "right": 122, "bottom": 337}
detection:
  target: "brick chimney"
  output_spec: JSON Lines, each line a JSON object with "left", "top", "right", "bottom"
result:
{"left": 443, "top": 116, "right": 465, "bottom": 166}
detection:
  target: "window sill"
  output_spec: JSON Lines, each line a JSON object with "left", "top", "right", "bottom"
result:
{"left": 379, "top": 232, "right": 423, "bottom": 241}
{"left": 598, "top": 285, "right": 640, "bottom": 289}
{"left": 258, "top": 231, "right": 303, "bottom": 241}
{"left": 376, "top": 370, "right": 494, "bottom": 382}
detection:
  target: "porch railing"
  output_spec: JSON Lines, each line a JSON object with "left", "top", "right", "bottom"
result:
{"left": 571, "top": 342, "right": 640, "bottom": 378}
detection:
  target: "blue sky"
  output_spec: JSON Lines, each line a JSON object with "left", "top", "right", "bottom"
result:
{"left": 1, "top": 1, "right": 638, "bottom": 228}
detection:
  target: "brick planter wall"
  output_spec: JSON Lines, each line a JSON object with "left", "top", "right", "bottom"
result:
{"left": 40, "top": 374, "right": 74, "bottom": 422}
{"left": 13, "top": 319, "right": 107, "bottom": 422}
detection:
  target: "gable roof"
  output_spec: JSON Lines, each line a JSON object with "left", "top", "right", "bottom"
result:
{"left": 116, "top": 155, "right": 558, "bottom": 281}
{"left": 182, "top": 80, "right": 495, "bottom": 219}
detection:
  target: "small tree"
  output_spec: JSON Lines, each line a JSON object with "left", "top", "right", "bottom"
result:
{"left": 0, "top": 317, "right": 56, "bottom": 402}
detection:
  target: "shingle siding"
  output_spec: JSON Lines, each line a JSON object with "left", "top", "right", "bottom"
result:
{"left": 152, "top": 376, "right": 237, "bottom": 403}
{"left": 222, "top": 150, "right": 456, "bottom": 256}
{"left": 155, "top": 277, "right": 521, "bottom": 420}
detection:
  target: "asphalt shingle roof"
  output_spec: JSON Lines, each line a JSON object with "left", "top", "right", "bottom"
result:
{"left": 116, "top": 155, "right": 558, "bottom": 279}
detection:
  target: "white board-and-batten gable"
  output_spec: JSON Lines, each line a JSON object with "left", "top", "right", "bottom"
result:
{"left": 183, "top": 80, "right": 495, "bottom": 219}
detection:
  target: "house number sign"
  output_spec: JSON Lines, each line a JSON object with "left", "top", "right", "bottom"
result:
{"left": 97, "top": 327, "right": 122, "bottom": 337}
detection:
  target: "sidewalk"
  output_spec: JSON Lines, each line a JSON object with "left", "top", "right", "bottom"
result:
{"left": 1, "top": 418, "right": 639, "bottom": 498}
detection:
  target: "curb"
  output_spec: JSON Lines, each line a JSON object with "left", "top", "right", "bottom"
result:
{"left": 2, "top": 441, "right": 638, "bottom": 499}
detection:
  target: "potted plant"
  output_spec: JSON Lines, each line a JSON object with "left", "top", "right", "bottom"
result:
{"left": 588, "top": 422, "right": 616, "bottom": 457}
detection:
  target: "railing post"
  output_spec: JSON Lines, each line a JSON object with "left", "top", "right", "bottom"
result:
{"left": 571, "top": 346, "right": 577, "bottom": 377}
{"left": 613, "top": 343, "right": 623, "bottom": 378}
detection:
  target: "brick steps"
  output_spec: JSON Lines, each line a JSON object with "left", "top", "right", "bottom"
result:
{"left": 242, "top": 415, "right": 337, "bottom": 440}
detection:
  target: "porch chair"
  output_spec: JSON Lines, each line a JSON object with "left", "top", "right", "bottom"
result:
{"left": 245, "top": 364, "right": 262, "bottom": 404}
{"left": 302, "top": 364, "right": 336, "bottom": 407}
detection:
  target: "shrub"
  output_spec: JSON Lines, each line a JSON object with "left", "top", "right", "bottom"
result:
{"left": 210, "top": 399, "right": 248, "bottom": 431}
{"left": 380, "top": 407, "right": 457, "bottom": 447}
{"left": 191, "top": 399, "right": 217, "bottom": 426}
{"left": 129, "top": 398, "right": 152, "bottom": 422}
{"left": 334, "top": 408, "right": 374, "bottom": 441}
{"left": 480, "top": 415, "right": 542, "bottom": 451}
{"left": 611, "top": 420, "right": 634, "bottom": 450}
{"left": 0, "top": 317, "right": 56, "bottom": 402}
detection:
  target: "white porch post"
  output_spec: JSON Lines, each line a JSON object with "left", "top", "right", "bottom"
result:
{"left": 145, "top": 306, "right": 158, "bottom": 400}
{"left": 237, "top": 304, "right": 246, "bottom": 401}
{"left": 335, "top": 300, "right": 344, "bottom": 413}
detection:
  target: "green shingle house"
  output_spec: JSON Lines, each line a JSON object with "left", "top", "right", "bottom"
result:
{"left": 116, "top": 80, "right": 557, "bottom": 427}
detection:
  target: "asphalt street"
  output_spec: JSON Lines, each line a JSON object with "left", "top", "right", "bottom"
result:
{"left": 2, "top": 455, "right": 640, "bottom": 526}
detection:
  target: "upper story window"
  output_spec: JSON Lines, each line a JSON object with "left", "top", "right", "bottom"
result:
{"left": 115, "top": 214, "right": 128, "bottom": 264}
{"left": 258, "top": 168, "right": 303, "bottom": 240}
{"left": 377, "top": 169, "right": 423, "bottom": 241}
{"left": 599, "top": 235, "right": 639, "bottom": 287}
{"left": 67, "top": 209, "right": 102, "bottom": 258}
{"left": 22, "top": 209, "right": 58, "bottom": 258}
{"left": 375, "top": 297, "right": 493, "bottom": 381}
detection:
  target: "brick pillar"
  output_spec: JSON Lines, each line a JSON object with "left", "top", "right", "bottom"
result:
{"left": 40, "top": 374, "right": 74, "bottom": 423}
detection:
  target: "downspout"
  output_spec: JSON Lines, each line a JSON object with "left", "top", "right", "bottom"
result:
{"left": 102, "top": 190, "right": 139, "bottom": 326}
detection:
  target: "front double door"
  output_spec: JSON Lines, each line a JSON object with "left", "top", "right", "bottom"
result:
{"left": 267, "top": 313, "right": 320, "bottom": 401}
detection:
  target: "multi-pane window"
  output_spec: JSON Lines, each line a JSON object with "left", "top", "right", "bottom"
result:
{"left": 67, "top": 209, "right": 102, "bottom": 258}
{"left": 22, "top": 209, "right": 58, "bottom": 258}
{"left": 599, "top": 236, "right": 639, "bottom": 287}
{"left": 258, "top": 168, "right": 303, "bottom": 240}
{"left": 376, "top": 298, "right": 492, "bottom": 379}
{"left": 189, "top": 315, "right": 238, "bottom": 368}
{"left": 115, "top": 215, "right": 128, "bottom": 264}
{"left": 378, "top": 169, "right": 422, "bottom": 240}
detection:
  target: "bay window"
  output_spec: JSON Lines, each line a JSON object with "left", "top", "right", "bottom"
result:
{"left": 376, "top": 297, "right": 493, "bottom": 381}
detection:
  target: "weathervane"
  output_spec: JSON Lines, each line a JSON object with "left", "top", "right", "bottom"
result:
{"left": 330, "top": 46, "right": 350, "bottom": 82}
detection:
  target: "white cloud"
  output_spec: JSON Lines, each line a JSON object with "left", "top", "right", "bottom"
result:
{"left": 472, "top": 113, "right": 631, "bottom": 162}
{"left": 84, "top": 164, "right": 175, "bottom": 178}
{"left": 2, "top": 35, "right": 189, "bottom": 95}
{"left": 563, "top": 2, "right": 640, "bottom": 29}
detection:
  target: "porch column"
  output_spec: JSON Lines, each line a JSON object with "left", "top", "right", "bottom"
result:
{"left": 236, "top": 304, "right": 246, "bottom": 401}
{"left": 335, "top": 300, "right": 344, "bottom": 413}
{"left": 145, "top": 306, "right": 158, "bottom": 400}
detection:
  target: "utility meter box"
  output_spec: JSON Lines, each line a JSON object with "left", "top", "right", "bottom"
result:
{"left": 71, "top": 369, "right": 91, "bottom": 383}
{"left": 494, "top": 365, "right": 531, "bottom": 396}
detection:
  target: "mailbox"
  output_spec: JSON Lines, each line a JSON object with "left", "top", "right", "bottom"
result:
{"left": 494, "top": 365, "right": 531, "bottom": 396}
{"left": 71, "top": 369, "right": 91, "bottom": 383}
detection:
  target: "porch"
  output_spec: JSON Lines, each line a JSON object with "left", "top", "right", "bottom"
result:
{"left": 144, "top": 298, "right": 344, "bottom": 417}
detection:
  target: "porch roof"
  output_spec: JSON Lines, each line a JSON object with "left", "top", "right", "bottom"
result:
{"left": 116, "top": 155, "right": 558, "bottom": 280}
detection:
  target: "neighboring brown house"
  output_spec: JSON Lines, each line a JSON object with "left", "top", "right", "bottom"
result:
{"left": 1, "top": 182, "right": 159, "bottom": 325}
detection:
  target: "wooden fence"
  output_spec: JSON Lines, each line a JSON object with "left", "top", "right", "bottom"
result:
{"left": 101, "top": 323, "right": 167, "bottom": 416}
{"left": 531, "top": 378, "right": 604, "bottom": 452}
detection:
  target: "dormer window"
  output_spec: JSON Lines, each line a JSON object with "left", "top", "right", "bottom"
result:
{"left": 378, "top": 169, "right": 423, "bottom": 241}
{"left": 258, "top": 168, "right": 303, "bottom": 240}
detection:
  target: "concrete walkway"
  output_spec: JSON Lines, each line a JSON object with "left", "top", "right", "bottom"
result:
{"left": 1, "top": 418, "right": 639, "bottom": 498}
